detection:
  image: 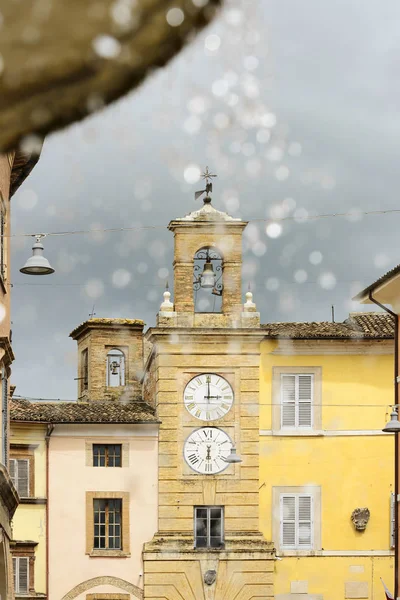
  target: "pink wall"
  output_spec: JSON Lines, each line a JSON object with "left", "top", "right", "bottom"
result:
{"left": 48, "top": 424, "right": 158, "bottom": 600}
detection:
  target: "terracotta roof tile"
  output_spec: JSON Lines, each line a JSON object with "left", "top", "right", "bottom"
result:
{"left": 262, "top": 312, "right": 394, "bottom": 339}
{"left": 10, "top": 398, "right": 158, "bottom": 424}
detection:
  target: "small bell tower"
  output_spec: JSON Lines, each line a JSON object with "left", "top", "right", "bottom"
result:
{"left": 69, "top": 318, "right": 144, "bottom": 401}
{"left": 158, "top": 167, "right": 259, "bottom": 328}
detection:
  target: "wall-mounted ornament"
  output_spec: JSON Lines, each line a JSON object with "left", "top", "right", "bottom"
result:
{"left": 351, "top": 507, "right": 370, "bottom": 531}
{"left": 204, "top": 570, "right": 217, "bottom": 586}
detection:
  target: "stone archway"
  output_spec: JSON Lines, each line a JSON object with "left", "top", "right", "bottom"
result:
{"left": 61, "top": 576, "right": 143, "bottom": 600}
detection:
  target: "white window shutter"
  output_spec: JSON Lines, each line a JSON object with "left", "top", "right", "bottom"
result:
{"left": 298, "top": 375, "right": 313, "bottom": 427}
{"left": 280, "top": 493, "right": 313, "bottom": 550}
{"left": 281, "top": 495, "right": 296, "bottom": 547}
{"left": 9, "top": 458, "right": 16, "bottom": 488}
{"left": 391, "top": 492, "right": 396, "bottom": 549}
{"left": 17, "top": 459, "right": 29, "bottom": 497}
{"left": 18, "top": 557, "right": 29, "bottom": 593}
{"left": 298, "top": 495, "right": 313, "bottom": 547}
{"left": 281, "top": 375, "right": 296, "bottom": 428}
{"left": 12, "top": 557, "right": 17, "bottom": 592}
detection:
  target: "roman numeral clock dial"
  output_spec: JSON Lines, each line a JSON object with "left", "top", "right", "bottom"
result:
{"left": 183, "top": 427, "right": 233, "bottom": 474}
{"left": 184, "top": 373, "right": 234, "bottom": 421}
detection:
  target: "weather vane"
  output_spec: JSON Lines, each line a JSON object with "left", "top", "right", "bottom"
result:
{"left": 195, "top": 166, "right": 217, "bottom": 202}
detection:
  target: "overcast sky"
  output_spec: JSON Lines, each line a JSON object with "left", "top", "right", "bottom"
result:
{"left": 10, "top": 0, "right": 400, "bottom": 399}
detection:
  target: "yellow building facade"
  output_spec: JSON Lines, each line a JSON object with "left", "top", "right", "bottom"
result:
{"left": 259, "top": 315, "right": 395, "bottom": 599}
{"left": 10, "top": 422, "right": 47, "bottom": 598}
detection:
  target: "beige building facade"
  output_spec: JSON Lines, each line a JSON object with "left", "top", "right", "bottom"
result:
{"left": 10, "top": 319, "right": 159, "bottom": 600}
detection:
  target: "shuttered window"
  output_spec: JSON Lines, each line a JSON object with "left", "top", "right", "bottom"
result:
{"left": 391, "top": 492, "right": 396, "bottom": 549}
{"left": 281, "top": 374, "right": 313, "bottom": 429}
{"left": 13, "top": 557, "right": 29, "bottom": 594}
{"left": 0, "top": 207, "right": 5, "bottom": 280}
{"left": 9, "top": 458, "right": 29, "bottom": 497}
{"left": 280, "top": 494, "right": 313, "bottom": 549}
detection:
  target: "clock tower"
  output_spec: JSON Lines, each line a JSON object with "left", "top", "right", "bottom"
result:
{"left": 143, "top": 177, "right": 274, "bottom": 600}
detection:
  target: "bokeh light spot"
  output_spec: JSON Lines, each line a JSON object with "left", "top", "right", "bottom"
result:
{"left": 166, "top": 7, "right": 184, "bottom": 26}
{"left": 112, "top": 269, "right": 131, "bottom": 288}
{"left": 266, "top": 223, "right": 282, "bottom": 238}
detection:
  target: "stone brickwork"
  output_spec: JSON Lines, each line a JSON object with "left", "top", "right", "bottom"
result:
{"left": 143, "top": 355, "right": 156, "bottom": 408}
{"left": 168, "top": 220, "right": 247, "bottom": 319}
{"left": 60, "top": 577, "right": 143, "bottom": 600}
{"left": 70, "top": 319, "right": 144, "bottom": 401}
{"left": 143, "top": 202, "right": 274, "bottom": 600}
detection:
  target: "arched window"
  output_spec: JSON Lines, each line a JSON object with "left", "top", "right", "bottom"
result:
{"left": 106, "top": 349, "right": 125, "bottom": 387}
{"left": 193, "top": 247, "right": 223, "bottom": 313}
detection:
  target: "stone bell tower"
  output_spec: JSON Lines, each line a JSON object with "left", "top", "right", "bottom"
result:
{"left": 143, "top": 172, "right": 274, "bottom": 600}
{"left": 70, "top": 318, "right": 144, "bottom": 401}
{"left": 158, "top": 169, "right": 259, "bottom": 330}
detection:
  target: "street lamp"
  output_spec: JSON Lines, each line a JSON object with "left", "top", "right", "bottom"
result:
{"left": 224, "top": 447, "right": 242, "bottom": 464}
{"left": 383, "top": 407, "right": 400, "bottom": 433}
{"left": 20, "top": 234, "right": 55, "bottom": 275}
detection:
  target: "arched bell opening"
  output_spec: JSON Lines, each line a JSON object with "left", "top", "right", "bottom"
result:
{"left": 106, "top": 348, "right": 125, "bottom": 387}
{"left": 193, "top": 247, "right": 223, "bottom": 313}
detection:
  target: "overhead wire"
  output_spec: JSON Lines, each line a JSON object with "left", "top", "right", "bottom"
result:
{"left": 11, "top": 395, "right": 396, "bottom": 408}
{"left": 6, "top": 206, "right": 400, "bottom": 238}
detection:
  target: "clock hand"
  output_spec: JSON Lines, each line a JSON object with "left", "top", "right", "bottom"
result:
{"left": 206, "top": 445, "right": 211, "bottom": 461}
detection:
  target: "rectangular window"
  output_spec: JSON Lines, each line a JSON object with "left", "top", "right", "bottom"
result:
{"left": 9, "top": 458, "right": 29, "bottom": 497}
{"left": 0, "top": 201, "right": 6, "bottom": 281}
{"left": 82, "top": 349, "right": 88, "bottom": 391}
{"left": 280, "top": 494, "right": 313, "bottom": 550}
{"left": 13, "top": 557, "right": 29, "bottom": 594}
{"left": 1, "top": 369, "right": 7, "bottom": 466}
{"left": 391, "top": 492, "right": 395, "bottom": 549}
{"left": 194, "top": 506, "right": 224, "bottom": 549}
{"left": 93, "top": 444, "right": 122, "bottom": 467}
{"left": 281, "top": 374, "right": 313, "bottom": 429}
{"left": 93, "top": 498, "right": 122, "bottom": 550}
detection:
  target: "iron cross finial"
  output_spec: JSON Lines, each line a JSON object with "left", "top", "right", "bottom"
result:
{"left": 201, "top": 166, "right": 217, "bottom": 185}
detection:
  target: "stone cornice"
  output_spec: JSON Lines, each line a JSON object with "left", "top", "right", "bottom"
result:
{"left": 70, "top": 318, "right": 144, "bottom": 340}
{"left": 0, "top": 463, "right": 19, "bottom": 518}
{"left": 0, "top": 336, "right": 15, "bottom": 366}
{"left": 271, "top": 338, "right": 393, "bottom": 355}
{"left": 145, "top": 327, "right": 265, "bottom": 345}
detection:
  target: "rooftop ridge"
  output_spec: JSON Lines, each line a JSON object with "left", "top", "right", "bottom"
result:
{"left": 10, "top": 397, "right": 158, "bottom": 424}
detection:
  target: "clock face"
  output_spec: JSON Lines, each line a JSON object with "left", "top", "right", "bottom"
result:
{"left": 183, "top": 427, "right": 232, "bottom": 475}
{"left": 184, "top": 373, "right": 234, "bottom": 421}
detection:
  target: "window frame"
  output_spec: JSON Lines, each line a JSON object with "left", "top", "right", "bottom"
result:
{"left": 81, "top": 348, "right": 88, "bottom": 392}
{"left": 280, "top": 373, "right": 314, "bottom": 430}
{"left": 0, "top": 193, "right": 7, "bottom": 286}
{"left": 194, "top": 506, "right": 224, "bottom": 549}
{"left": 92, "top": 443, "right": 122, "bottom": 467}
{"left": 86, "top": 491, "right": 130, "bottom": 557}
{"left": 280, "top": 493, "right": 313, "bottom": 550}
{"left": 93, "top": 498, "right": 122, "bottom": 550}
{"left": 272, "top": 485, "right": 321, "bottom": 555}
{"left": 272, "top": 366, "right": 322, "bottom": 435}
{"left": 13, "top": 556, "right": 29, "bottom": 594}
{"left": 9, "top": 445, "right": 36, "bottom": 498}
